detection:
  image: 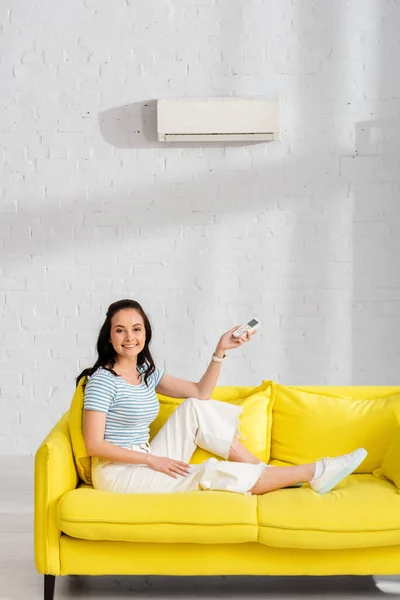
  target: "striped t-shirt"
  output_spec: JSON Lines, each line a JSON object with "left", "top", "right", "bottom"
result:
{"left": 83, "top": 364, "right": 164, "bottom": 447}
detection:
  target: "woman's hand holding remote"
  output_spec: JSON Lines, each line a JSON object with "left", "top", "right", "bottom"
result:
{"left": 217, "top": 323, "right": 257, "bottom": 353}
{"left": 147, "top": 454, "right": 191, "bottom": 478}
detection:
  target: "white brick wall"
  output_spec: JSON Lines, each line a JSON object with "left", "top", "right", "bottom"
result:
{"left": 1, "top": 0, "right": 400, "bottom": 454}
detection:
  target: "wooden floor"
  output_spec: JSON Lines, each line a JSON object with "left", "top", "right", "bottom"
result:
{"left": 2, "top": 456, "right": 399, "bottom": 599}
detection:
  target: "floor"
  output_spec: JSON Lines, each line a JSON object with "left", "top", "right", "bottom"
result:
{"left": 2, "top": 457, "right": 400, "bottom": 600}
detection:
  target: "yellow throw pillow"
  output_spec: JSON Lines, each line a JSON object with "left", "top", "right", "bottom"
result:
{"left": 68, "top": 377, "right": 92, "bottom": 485}
{"left": 373, "top": 427, "right": 400, "bottom": 493}
{"left": 270, "top": 383, "right": 400, "bottom": 473}
{"left": 150, "top": 381, "right": 274, "bottom": 464}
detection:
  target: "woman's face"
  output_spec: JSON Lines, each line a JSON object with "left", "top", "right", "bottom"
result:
{"left": 109, "top": 309, "right": 146, "bottom": 359}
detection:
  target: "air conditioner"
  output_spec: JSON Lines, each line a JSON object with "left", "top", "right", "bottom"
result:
{"left": 157, "top": 98, "right": 280, "bottom": 142}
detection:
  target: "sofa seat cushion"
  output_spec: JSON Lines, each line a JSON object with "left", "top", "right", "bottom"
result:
{"left": 258, "top": 474, "right": 400, "bottom": 550}
{"left": 58, "top": 488, "right": 258, "bottom": 544}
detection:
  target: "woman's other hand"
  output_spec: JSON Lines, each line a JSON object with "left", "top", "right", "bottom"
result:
{"left": 147, "top": 455, "right": 191, "bottom": 478}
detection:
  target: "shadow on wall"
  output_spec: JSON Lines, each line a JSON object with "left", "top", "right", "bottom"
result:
{"left": 98, "top": 99, "right": 159, "bottom": 149}
{"left": 98, "top": 99, "right": 263, "bottom": 150}
{"left": 278, "top": 0, "right": 350, "bottom": 386}
{"left": 349, "top": 0, "right": 400, "bottom": 385}
{"left": 352, "top": 115, "right": 400, "bottom": 385}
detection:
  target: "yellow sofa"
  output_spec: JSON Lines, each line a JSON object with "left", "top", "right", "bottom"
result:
{"left": 34, "top": 383, "right": 400, "bottom": 600}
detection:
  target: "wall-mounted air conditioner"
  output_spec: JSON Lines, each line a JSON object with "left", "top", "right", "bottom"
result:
{"left": 157, "top": 98, "right": 279, "bottom": 142}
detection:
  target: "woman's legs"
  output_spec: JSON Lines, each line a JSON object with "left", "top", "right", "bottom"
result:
{"left": 227, "top": 435, "right": 314, "bottom": 493}
{"left": 227, "top": 436, "right": 263, "bottom": 464}
{"left": 249, "top": 463, "right": 315, "bottom": 494}
{"left": 95, "top": 394, "right": 367, "bottom": 495}
{"left": 226, "top": 435, "right": 313, "bottom": 493}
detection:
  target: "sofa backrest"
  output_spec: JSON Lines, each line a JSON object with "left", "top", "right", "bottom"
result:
{"left": 68, "top": 380, "right": 400, "bottom": 483}
{"left": 270, "top": 384, "right": 400, "bottom": 473}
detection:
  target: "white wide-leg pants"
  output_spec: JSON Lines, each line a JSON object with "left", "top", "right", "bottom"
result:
{"left": 92, "top": 397, "right": 266, "bottom": 495}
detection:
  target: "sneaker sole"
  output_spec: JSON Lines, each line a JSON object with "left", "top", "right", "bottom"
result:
{"left": 316, "top": 449, "right": 368, "bottom": 494}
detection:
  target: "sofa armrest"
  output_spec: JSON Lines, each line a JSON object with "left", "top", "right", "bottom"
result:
{"left": 34, "top": 411, "right": 78, "bottom": 576}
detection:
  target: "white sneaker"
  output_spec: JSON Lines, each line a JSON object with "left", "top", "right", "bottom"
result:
{"left": 309, "top": 448, "right": 368, "bottom": 494}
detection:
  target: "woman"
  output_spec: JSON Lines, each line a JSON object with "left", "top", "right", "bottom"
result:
{"left": 77, "top": 299, "right": 367, "bottom": 496}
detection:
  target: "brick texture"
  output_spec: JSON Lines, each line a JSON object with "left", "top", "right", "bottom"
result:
{"left": 1, "top": 0, "right": 400, "bottom": 454}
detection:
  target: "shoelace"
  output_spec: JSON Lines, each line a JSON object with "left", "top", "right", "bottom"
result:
{"left": 318, "top": 451, "right": 355, "bottom": 465}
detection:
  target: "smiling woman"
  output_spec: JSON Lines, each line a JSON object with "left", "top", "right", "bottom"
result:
{"left": 75, "top": 298, "right": 272, "bottom": 493}
{"left": 75, "top": 299, "right": 363, "bottom": 497}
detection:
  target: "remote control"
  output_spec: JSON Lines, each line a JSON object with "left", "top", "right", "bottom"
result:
{"left": 232, "top": 318, "right": 261, "bottom": 339}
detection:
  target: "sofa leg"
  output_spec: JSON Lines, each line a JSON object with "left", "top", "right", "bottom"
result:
{"left": 44, "top": 575, "right": 55, "bottom": 600}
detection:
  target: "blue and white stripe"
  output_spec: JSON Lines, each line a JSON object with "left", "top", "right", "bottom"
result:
{"left": 83, "top": 365, "right": 164, "bottom": 447}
